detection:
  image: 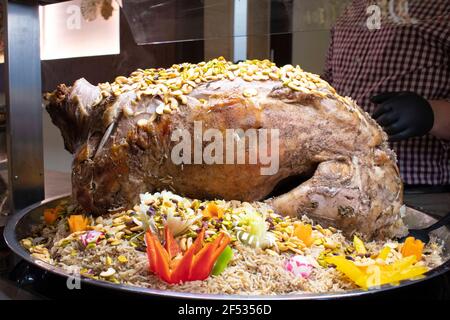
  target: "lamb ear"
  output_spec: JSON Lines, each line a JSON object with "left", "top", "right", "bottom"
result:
{"left": 68, "top": 78, "right": 102, "bottom": 115}
{"left": 45, "top": 78, "right": 102, "bottom": 154}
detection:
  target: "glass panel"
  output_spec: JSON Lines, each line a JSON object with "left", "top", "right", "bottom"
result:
{"left": 121, "top": 0, "right": 349, "bottom": 45}
{"left": 122, "top": 0, "right": 206, "bottom": 44}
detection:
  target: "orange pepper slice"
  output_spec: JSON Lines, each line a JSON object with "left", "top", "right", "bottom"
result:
{"left": 67, "top": 215, "right": 89, "bottom": 233}
{"left": 44, "top": 208, "right": 58, "bottom": 225}
{"left": 202, "top": 203, "right": 224, "bottom": 219}
{"left": 294, "top": 223, "right": 313, "bottom": 247}
{"left": 400, "top": 237, "right": 424, "bottom": 261}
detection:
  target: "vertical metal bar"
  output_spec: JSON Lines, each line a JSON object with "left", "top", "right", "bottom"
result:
{"left": 4, "top": 0, "right": 45, "bottom": 213}
{"left": 233, "top": 0, "right": 248, "bottom": 61}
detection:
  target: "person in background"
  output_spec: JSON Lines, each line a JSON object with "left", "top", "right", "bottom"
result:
{"left": 322, "top": 0, "right": 450, "bottom": 217}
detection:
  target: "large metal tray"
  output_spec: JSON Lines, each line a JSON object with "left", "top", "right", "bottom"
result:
{"left": 3, "top": 194, "right": 450, "bottom": 300}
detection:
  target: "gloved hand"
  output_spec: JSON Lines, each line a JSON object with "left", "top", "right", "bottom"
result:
{"left": 370, "top": 92, "right": 434, "bottom": 142}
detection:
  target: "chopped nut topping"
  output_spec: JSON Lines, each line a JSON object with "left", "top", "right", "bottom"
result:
{"left": 95, "top": 57, "right": 339, "bottom": 120}
{"left": 243, "top": 88, "right": 258, "bottom": 98}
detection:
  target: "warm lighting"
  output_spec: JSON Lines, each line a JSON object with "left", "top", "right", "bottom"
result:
{"left": 39, "top": 0, "right": 120, "bottom": 60}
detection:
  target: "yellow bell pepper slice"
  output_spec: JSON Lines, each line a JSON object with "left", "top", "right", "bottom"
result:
{"left": 366, "top": 264, "right": 427, "bottom": 287}
{"left": 353, "top": 235, "right": 367, "bottom": 255}
{"left": 381, "top": 255, "right": 416, "bottom": 272}
{"left": 378, "top": 256, "right": 427, "bottom": 281}
{"left": 377, "top": 246, "right": 391, "bottom": 260}
{"left": 326, "top": 256, "right": 368, "bottom": 288}
{"left": 327, "top": 255, "right": 429, "bottom": 289}
{"left": 387, "top": 265, "right": 428, "bottom": 284}
{"left": 365, "top": 265, "right": 384, "bottom": 287}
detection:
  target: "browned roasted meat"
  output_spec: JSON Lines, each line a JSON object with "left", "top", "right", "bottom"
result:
{"left": 45, "top": 58, "right": 406, "bottom": 239}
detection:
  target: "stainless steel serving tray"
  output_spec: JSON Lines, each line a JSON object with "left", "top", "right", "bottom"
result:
{"left": 3, "top": 194, "right": 450, "bottom": 300}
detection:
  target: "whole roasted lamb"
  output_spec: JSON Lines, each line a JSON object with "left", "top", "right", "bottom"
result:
{"left": 45, "top": 58, "right": 406, "bottom": 239}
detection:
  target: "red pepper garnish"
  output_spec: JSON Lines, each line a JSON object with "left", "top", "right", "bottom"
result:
{"left": 145, "top": 232, "right": 159, "bottom": 274}
{"left": 170, "top": 244, "right": 194, "bottom": 283}
{"left": 190, "top": 227, "right": 205, "bottom": 254}
{"left": 147, "top": 230, "right": 171, "bottom": 282}
{"left": 191, "top": 233, "right": 230, "bottom": 281}
{"left": 145, "top": 227, "right": 230, "bottom": 284}
{"left": 164, "top": 226, "right": 181, "bottom": 259}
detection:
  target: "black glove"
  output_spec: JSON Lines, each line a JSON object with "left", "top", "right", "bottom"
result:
{"left": 370, "top": 92, "right": 434, "bottom": 142}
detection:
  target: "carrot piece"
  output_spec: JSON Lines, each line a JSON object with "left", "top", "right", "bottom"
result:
{"left": 164, "top": 226, "right": 181, "bottom": 259}
{"left": 401, "top": 237, "right": 424, "bottom": 261}
{"left": 44, "top": 208, "right": 58, "bottom": 225}
{"left": 294, "top": 223, "right": 313, "bottom": 247}
{"left": 67, "top": 215, "right": 89, "bottom": 233}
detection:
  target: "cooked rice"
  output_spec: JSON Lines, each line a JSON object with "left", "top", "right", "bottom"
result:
{"left": 21, "top": 191, "right": 445, "bottom": 295}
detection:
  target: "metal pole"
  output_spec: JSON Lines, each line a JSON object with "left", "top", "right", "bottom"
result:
{"left": 233, "top": 0, "right": 248, "bottom": 61}
{"left": 3, "top": 0, "right": 45, "bottom": 213}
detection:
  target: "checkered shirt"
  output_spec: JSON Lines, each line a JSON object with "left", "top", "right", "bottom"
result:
{"left": 323, "top": 0, "right": 450, "bottom": 185}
